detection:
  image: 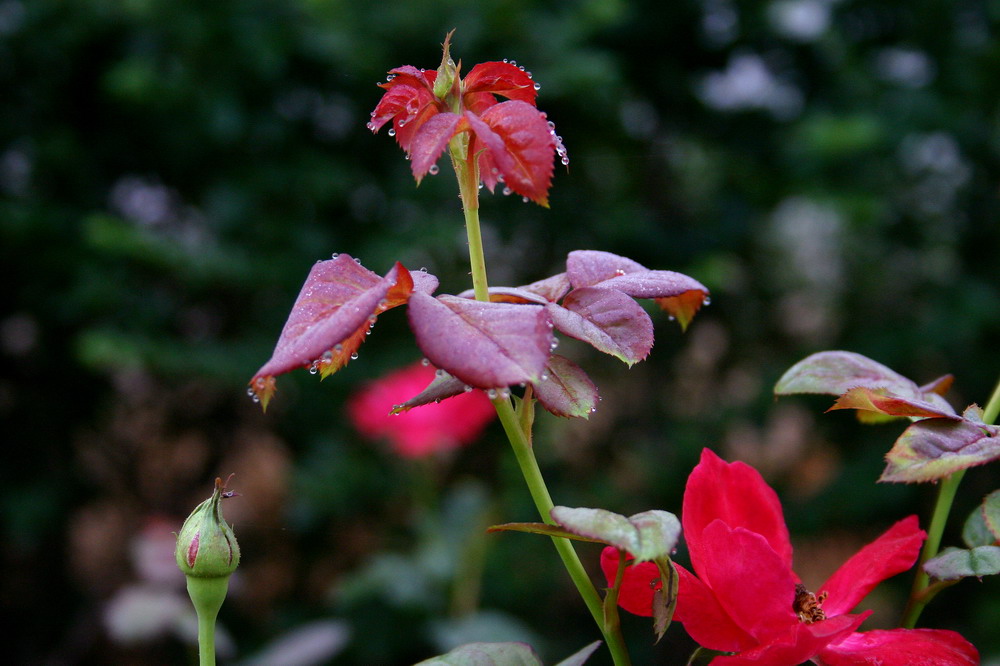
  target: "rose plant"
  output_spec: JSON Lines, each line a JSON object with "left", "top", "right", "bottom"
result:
{"left": 239, "top": 33, "right": 994, "bottom": 665}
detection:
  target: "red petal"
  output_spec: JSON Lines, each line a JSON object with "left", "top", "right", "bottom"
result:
{"left": 683, "top": 449, "right": 793, "bottom": 577}
{"left": 599, "top": 547, "right": 660, "bottom": 617}
{"left": 463, "top": 61, "right": 539, "bottom": 104}
{"left": 817, "top": 628, "right": 979, "bottom": 665}
{"left": 674, "top": 564, "right": 756, "bottom": 652}
{"left": 819, "top": 515, "right": 925, "bottom": 615}
{"left": 463, "top": 101, "right": 555, "bottom": 206}
{"left": 711, "top": 614, "right": 866, "bottom": 666}
{"left": 696, "top": 521, "right": 799, "bottom": 644}
{"left": 408, "top": 112, "right": 465, "bottom": 181}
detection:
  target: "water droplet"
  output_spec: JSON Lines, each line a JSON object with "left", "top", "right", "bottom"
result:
{"left": 435, "top": 368, "right": 446, "bottom": 378}
{"left": 487, "top": 389, "right": 498, "bottom": 399}
{"left": 309, "top": 362, "right": 319, "bottom": 375}
{"left": 540, "top": 373, "right": 549, "bottom": 381}
{"left": 510, "top": 60, "right": 517, "bottom": 66}
{"left": 331, "top": 252, "right": 339, "bottom": 259}
{"left": 366, "top": 122, "right": 375, "bottom": 131}
{"left": 398, "top": 119, "right": 406, "bottom": 126}
{"left": 614, "top": 268, "right": 626, "bottom": 276}
{"left": 388, "top": 128, "right": 396, "bottom": 137}
{"left": 464, "top": 385, "right": 473, "bottom": 392}
{"left": 550, "top": 337, "right": 560, "bottom": 350}
{"left": 503, "top": 58, "right": 509, "bottom": 63}
{"left": 547, "top": 121, "right": 556, "bottom": 130}
{"left": 496, "top": 173, "right": 505, "bottom": 183}
{"left": 561, "top": 156, "right": 570, "bottom": 166}
{"left": 251, "top": 394, "right": 260, "bottom": 404}
{"left": 590, "top": 406, "right": 597, "bottom": 413}
{"left": 419, "top": 267, "right": 427, "bottom": 272}
{"left": 354, "top": 257, "right": 362, "bottom": 264}
{"left": 503, "top": 186, "right": 512, "bottom": 196}
{"left": 428, "top": 164, "right": 440, "bottom": 175}
{"left": 421, "top": 358, "right": 430, "bottom": 366}
{"left": 702, "top": 296, "right": 712, "bottom": 306}
{"left": 522, "top": 196, "right": 529, "bottom": 203}
{"left": 334, "top": 343, "right": 343, "bottom": 352}
{"left": 519, "top": 65, "right": 525, "bottom": 71}
{"left": 350, "top": 352, "right": 359, "bottom": 360}
{"left": 533, "top": 82, "right": 541, "bottom": 91}
{"left": 322, "top": 350, "right": 333, "bottom": 360}
{"left": 246, "top": 387, "right": 256, "bottom": 397}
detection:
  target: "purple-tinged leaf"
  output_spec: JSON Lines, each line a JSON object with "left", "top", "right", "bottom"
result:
{"left": 982, "top": 490, "right": 1000, "bottom": 544}
{"left": 880, "top": 415, "right": 1000, "bottom": 483}
{"left": 415, "top": 642, "right": 543, "bottom": 666}
{"left": 409, "top": 112, "right": 464, "bottom": 182}
{"left": 522, "top": 272, "right": 571, "bottom": 303}
{"left": 549, "top": 506, "right": 681, "bottom": 562}
{"left": 249, "top": 257, "right": 421, "bottom": 410}
{"left": 455, "top": 286, "right": 549, "bottom": 305}
{"left": 595, "top": 271, "right": 709, "bottom": 302}
{"left": 546, "top": 287, "right": 653, "bottom": 365}
{"left": 828, "top": 387, "right": 960, "bottom": 420}
{"left": 921, "top": 374, "right": 955, "bottom": 397}
{"left": 924, "top": 546, "right": 1000, "bottom": 581}
{"left": 531, "top": 354, "right": 599, "bottom": 418}
{"left": 390, "top": 367, "right": 469, "bottom": 413}
{"left": 776, "top": 351, "right": 919, "bottom": 398}
{"left": 566, "top": 250, "right": 647, "bottom": 288}
{"left": 408, "top": 293, "right": 552, "bottom": 388}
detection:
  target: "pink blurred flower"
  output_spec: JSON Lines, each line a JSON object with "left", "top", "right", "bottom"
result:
{"left": 347, "top": 363, "right": 495, "bottom": 458}
{"left": 601, "top": 449, "right": 978, "bottom": 665}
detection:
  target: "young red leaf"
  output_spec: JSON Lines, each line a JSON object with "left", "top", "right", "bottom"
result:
{"left": 921, "top": 374, "right": 955, "bottom": 397}
{"left": 546, "top": 287, "right": 653, "bottom": 365}
{"left": 462, "top": 61, "right": 539, "bottom": 104}
{"left": 828, "top": 387, "right": 960, "bottom": 420}
{"left": 408, "top": 112, "right": 465, "bottom": 182}
{"left": 655, "top": 291, "right": 707, "bottom": 332}
{"left": 407, "top": 293, "right": 552, "bottom": 388}
{"left": 463, "top": 101, "right": 554, "bottom": 206}
{"left": 880, "top": 414, "right": 1000, "bottom": 483}
{"left": 531, "top": 354, "right": 599, "bottom": 418}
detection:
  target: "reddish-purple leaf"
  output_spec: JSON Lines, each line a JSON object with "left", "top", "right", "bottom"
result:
{"left": 455, "top": 286, "right": 549, "bottom": 305}
{"left": 249, "top": 256, "right": 427, "bottom": 410}
{"left": 409, "top": 112, "right": 465, "bottom": 182}
{"left": 531, "top": 354, "right": 599, "bottom": 418}
{"left": 566, "top": 250, "right": 647, "bottom": 288}
{"left": 522, "top": 272, "right": 571, "bottom": 303}
{"left": 829, "top": 387, "right": 960, "bottom": 420}
{"left": 408, "top": 293, "right": 552, "bottom": 388}
{"left": 881, "top": 411, "right": 1000, "bottom": 483}
{"left": 463, "top": 61, "right": 539, "bottom": 104}
{"left": 390, "top": 367, "right": 470, "bottom": 413}
{"left": 546, "top": 287, "right": 654, "bottom": 365}
{"left": 596, "top": 270, "right": 709, "bottom": 302}
{"left": 463, "top": 101, "right": 554, "bottom": 206}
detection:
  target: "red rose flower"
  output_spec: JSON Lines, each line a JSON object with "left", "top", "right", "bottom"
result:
{"left": 347, "top": 362, "right": 495, "bottom": 458}
{"left": 601, "top": 449, "right": 978, "bottom": 665}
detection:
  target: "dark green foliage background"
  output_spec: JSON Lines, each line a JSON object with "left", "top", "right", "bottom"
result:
{"left": 2, "top": 0, "right": 998, "bottom": 663}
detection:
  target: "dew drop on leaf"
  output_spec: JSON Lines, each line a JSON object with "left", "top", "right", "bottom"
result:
{"left": 350, "top": 352, "right": 359, "bottom": 360}
{"left": 428, "top": 164, "right": 440, "bottom": 175}
{"left": 388, "top": 128, "right": 396, "bottom": 137}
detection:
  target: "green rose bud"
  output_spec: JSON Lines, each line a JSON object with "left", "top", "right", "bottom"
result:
{"left": 433, "top": 30, "right": 460, "bottom": 104}
{"left": 176, "top": 477, "right": 240, "bottom": 578}
{"left": 176, "top": 476, "right": 240, "bottom": 666}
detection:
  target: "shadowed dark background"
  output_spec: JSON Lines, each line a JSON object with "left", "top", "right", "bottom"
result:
{"left": 2, "top": 0, "right": 998, "bottom": 663}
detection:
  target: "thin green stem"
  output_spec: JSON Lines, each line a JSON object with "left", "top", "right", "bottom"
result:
{"left": 901, "top": 374, "right": 1000, "bottom": 628}
{"left": 493, "top": 399, "right": 631, "bottom": 665}
{"left": 186, "top": 576, "right": 229, "bottom": 666}
{"left": 449, "top": 148, "right": 630, "bottom": 665}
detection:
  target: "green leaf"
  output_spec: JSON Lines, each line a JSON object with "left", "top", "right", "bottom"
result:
{"left": 880, "top": 416, "right": 1000, "bottom": 483}
{"left": 486, "top": 522, "right": 606, "bottom": 544}
{"left": 415, "top": 642, "right": 543, "bottom": 666}
{"left": 982, "top": 489, "right": 1000, "bottom": 543}
{"left": 923, "top": 546, "right": 1000, "bottom": 580}
{"left": 962, "top": 503, "right": 997, "bottom": 549}
{"left": 553, "top": 641, "right": 602, "bottom": 666}
{"left": 549, "top": 507, "right": 681, "bottom": 562}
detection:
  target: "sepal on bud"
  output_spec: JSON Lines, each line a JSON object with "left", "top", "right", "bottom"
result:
{"left": 176, "top": 476, "right": 241, "bottom": 578}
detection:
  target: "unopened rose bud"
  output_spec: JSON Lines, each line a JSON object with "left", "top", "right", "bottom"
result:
{"left": 176, "top": 476, "right": 240, "bottom": 666}
{"left": 176, "top": 477, "right": 240, "bottom": 578}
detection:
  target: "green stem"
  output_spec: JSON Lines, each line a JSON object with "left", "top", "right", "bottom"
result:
{"left": 450, "top": 148, "right": 631, "bottom": 665}
{"left": 901, "top": 374, "right": 1000, "bottom": 628}
{"left": 186, "top": 576, "right": 229, "bottom": 666}
{"left": 493, "top": 399, "right": 631, "bottom": 665}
